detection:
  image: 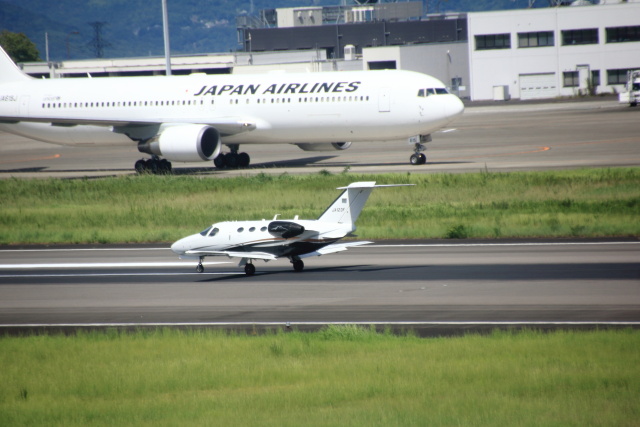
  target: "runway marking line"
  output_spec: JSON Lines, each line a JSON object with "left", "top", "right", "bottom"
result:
{"left": 1, "top": 241, "right": 637, "bottom": 254}
{"left": 0, "top": 261, "right": 229, "bottom": 270}
{"left": 0, "top": 242, "right": 637, "bottom": 271}
{"left": 439, "top": 146, "right": 550, "bottom": 162}
{"left": 0, "top": 154, "right": 61, "bottom": 165}
{"left": 1, "top": 321, "right": 638, "bottom": 328}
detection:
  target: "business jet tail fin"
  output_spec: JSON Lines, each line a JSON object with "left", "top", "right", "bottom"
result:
{"left": 317, "top": 181, "right": 414, "bottom": 225}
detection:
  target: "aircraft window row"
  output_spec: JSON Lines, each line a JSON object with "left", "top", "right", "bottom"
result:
{"left": 417, "top": 88, "right": 449, "bottom": 97}
{"left": 227, "top": 95, "right": 370, "bottom": 105}
{"left": 237, "top": 226, "right": 268, "bottom": 233}
{"left": 42, "top": 99, "right": 211, "bottom": 109}
{"left": 42, "top": 95, "right": 370, "bottom": 109}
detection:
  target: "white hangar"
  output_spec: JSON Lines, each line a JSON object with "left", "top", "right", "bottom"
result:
{"left": 467, "top": 0, "right": 640, "bottom": 100}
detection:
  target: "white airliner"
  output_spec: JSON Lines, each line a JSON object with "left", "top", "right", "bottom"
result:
{"left": 0, "top": 46, "right": 463, "bottom": 172}
{"left": 171, "top": 181, "right": 411, "bottom": 275}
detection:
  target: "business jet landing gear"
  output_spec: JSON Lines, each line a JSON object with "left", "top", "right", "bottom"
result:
{"left": 214, "top": 145, "right": 250, "bottom": 169}
{"left": 135, "top": 157, "right": 172, "bottom": 174}
{"left": 196, "top": 257, "right": 204, "bottom": 273}
{"left": 410, "top": 143, "right": 427, "bottom": 165}
{"left": 244, "top": 263, "right": 256, "bottom": 276}
{"left": 291, "top": 258, "right": 304, "bottom": 272}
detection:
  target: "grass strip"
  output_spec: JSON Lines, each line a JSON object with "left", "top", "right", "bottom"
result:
{"left": 1, "top": 167, "right": 639, "bottom": 244}
{"left": 1, "top": 327, "right": 638, "bottom": 426}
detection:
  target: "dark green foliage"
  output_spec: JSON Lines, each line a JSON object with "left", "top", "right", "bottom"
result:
{"left": 0, "top": 30, "right": 40, "bottom": 62}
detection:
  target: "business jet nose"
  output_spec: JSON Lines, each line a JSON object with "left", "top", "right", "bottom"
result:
{"left": 171, "top": 239, "right": 186, "bottom": 255}
{"left": 445, "top": 95, "right": 465, "bottom": 120}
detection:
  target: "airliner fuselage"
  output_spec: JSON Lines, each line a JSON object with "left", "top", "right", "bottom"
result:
{"left": 0, "top": 46, "right": 464, "bottom": 171}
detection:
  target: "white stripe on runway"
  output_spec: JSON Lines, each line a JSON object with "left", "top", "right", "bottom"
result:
{"left": 0, "top": 321, "right": 638, "bottom": 328}
{"left": 366, "top": 242, "right": 640, "bottom": 248}
{"left": 0, "top": 261, "right": 229, "bottom": 270}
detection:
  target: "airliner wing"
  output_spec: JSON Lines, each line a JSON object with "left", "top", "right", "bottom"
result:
{"left": 0, "top": 115, "right": 257, "bottom": 137}
{"left": 185, "top": 249, "right": 277, "bottom": 260}
{"left": 299, "top": 241, "right": 373, "bottom": 259}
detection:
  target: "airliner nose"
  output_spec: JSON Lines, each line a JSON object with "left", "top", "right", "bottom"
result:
{"left": 445, "top": 95, "right": 465, "bottom": 120}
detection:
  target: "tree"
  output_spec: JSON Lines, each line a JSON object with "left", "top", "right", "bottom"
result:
{"left": 0, "top": 30, "right": 41, "bottom": 62}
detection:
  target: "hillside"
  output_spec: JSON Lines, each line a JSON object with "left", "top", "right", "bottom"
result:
{"left": 0, "top": 0, "right": 541, "bottom": 61}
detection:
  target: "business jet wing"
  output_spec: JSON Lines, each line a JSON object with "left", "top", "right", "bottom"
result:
{"left": 185, "top": 249, "right": 277, "bottom": 260}
{"left": 299, "top": 241, "right": 373, "bottom": 259}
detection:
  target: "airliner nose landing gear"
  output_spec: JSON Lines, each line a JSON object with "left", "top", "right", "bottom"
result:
{"left": 409, "top": 134, "right": 431, "bottom": 165}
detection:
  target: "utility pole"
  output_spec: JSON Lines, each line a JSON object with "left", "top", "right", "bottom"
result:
{"left": 162, "top": 0, "right": 172, "bottom": 76}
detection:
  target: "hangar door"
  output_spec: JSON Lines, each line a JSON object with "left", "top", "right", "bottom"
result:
{"left": 519, "top": 73, "right": 557, "bottom": 100}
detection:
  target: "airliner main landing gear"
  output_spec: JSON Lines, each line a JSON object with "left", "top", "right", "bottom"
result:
{"left": 196, "top": 257, "right": 204, "bottom": 273}
{"left": 214, "top": 144, "right": 251, "bottom": 169}
{"left": 135, "top": 156, "right": 172, "bottom": 174}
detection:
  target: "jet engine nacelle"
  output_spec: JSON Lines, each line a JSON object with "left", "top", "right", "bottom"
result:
{"left": 138, "top": 124, "right": 222, "bottom": 162}
{"left": 268, "top": 221, "right": 305, "bottom": 239}
{"left": 294, "top": 142, "right": 352, "bottom": 152}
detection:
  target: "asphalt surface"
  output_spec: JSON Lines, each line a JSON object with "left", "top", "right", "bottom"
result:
{"left": 1, "top": 97, "right": 638, "bottom": 178}
{"left": 1, "top": 241, "right": 638, "bottom": 335}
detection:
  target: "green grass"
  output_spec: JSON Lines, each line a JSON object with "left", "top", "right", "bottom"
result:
{"left": 1, "top": 168, "right": 639, "bottom": 244}
{"left": 1, "top": 327, "right": 638, "bottom": 426}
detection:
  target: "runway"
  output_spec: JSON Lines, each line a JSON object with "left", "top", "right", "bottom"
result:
{"left": 1, "top": 98, "right": 639, "bottom": 178}
{"left": 1, "top": 241, "right": 638, "bottom": 334}
{"left": 1, "top": 98, "right": 639, "bottom": 334}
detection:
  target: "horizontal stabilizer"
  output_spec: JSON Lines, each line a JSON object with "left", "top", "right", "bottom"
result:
{"left": 299, "top": 241, "right": 373, "bottom": 259}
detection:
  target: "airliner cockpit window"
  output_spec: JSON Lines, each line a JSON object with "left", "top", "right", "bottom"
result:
{"left": 435, "top": 88, "right": 449, "bottom": 95}
{"left": 418, "top": 89, "right": 425, "bottom": 97}
{"left": 418, "top": 88, "right": 446, "bottom": 97}
{"left": 199, "top": 226, "right": 212, "bottom": 236}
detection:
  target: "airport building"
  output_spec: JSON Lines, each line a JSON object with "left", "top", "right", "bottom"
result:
{"left": 467, "top": 1, "right": 640, "bottom": 100}
{"left": 19, "top": 0, "right": 640, "bottom": 101}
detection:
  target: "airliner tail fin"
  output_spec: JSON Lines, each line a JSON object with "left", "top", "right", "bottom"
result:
{"left": 0, "top": 45, "right": 33, "bottom": 83}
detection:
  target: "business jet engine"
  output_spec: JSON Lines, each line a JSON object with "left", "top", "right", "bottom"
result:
{"left": 138, "top": 124, "right": 222, "bottom": 162}
{"left": 268, "top": 221, "right": 305, "bottom": 239}
{"left": 294, "top": 142, "right": 352, "bottom": 152}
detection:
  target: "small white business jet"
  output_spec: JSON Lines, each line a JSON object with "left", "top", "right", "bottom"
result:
{"left": 0, "top": 46, "right": 463, "bottom": 173}
{"left": 171, "top": 181, "right": 411, "bottom": 275}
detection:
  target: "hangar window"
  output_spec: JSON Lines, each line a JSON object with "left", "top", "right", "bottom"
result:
{"left": 519, "top": 31, "right": 554, "bottom": 48}
{"left": 607, "top": 69, "right": 635, "bottom": 85}
{"left": 563, "top": 71, "right": 579, "bottom": 88}
{"left": 591, "top": 70, "right": 600, "bottom": 87}
{"left": 475, "top": 33, "right": 511, "bottom": 50}
{"left": 606, "top": 26, "right": 640, "bottom": 43}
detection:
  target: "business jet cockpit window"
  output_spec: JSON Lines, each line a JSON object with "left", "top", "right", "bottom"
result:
{"left": 199, "top": 226, "right": 219, "bottom": 237}
{"left": 417, "top": 88, "right": 449, "bottom": 97}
